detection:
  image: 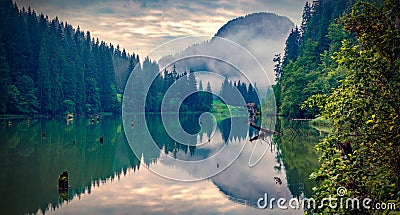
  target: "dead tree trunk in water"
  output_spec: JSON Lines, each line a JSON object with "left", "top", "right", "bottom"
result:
{"left": 249, "top": 122, "right": 281, "bottom": 135}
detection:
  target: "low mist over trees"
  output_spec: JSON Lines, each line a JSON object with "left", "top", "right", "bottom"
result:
{"left": 0, "top": 0, "right": 222, "bottom": 115}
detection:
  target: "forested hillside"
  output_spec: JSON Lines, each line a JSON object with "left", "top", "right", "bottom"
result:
{"left": 0, "top": 0, "right": 220, "bottom": 116}
{"left": 0, "top": 0, "right": 137, "bottom": 115}
{"left": 274, "top": 0, "right": 355, "bottom": 118}
{"left": 275, "top": 0, "right": 400, "bottom": 214}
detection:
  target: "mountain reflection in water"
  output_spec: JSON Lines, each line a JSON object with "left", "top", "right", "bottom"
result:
{"left": 0, "top": 115, "right": 324, "bottom": 214}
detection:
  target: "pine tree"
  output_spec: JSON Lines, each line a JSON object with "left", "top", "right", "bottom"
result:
{"left": 205, "top": 81, "right": 213, "bottom": 111}
{"left": 37, "top": 32, "right": 52, "bottom": 115}
{"left": 283, "top": 27, "right": 301, "bottom": 67}
{"left": 220, "top": 77, "right": 231, "bottom": 104}
{"left": 273, "top": 54, "right": 283, "bottom": 81}
{"left": 0, "top": 1, "right": 129, "bottom": 115}
{"left": 198, "top": 80, "right": 203, "bottom": 91}
{"left": 183, "top": 70, "right": 199, "bottom": 111}
{"left": 276, "top": 0, "right": 353, "bottom": 118}
{"left": 0, "top": 43, "right": 10, "bottom": 113}
{"left": 125, "top": 56, "right": 135, "bottom": 89}
{"left": 301, "top": 1, "right": 312, "bottom": 34}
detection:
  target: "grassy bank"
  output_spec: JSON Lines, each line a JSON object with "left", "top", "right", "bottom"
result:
{"left": 211, "top": 100, "right": 247, "bottom": 122}
{"left": 309, "top": 116, "right": 332, "bottom": 126}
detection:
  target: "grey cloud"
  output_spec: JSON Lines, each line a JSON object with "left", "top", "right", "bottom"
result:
{"left": 15, "top": 0, "right": 305, "bottom": 59}
{"left": 96, "top": 7, "right": 115, "bottom": 14}
{"left": 16, "top": 0, "right": 108, "bottom": 9}
{"left": 157, "top": 13, "right": 294, "bottom": 97}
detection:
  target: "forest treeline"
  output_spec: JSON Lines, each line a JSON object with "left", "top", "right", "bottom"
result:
{"left": 0, "top": 0, "right": 213, "bottom": 116}
{"left": 274, "top": 0, "right": 400, "bottom": 214}
{"left": 124, "top": 60, "right": 260, "bottom": 113}
{"left": 124, "top": 61, "right": 214, "bottom": 113}
{"left": 220, "top": 77, "right": 260, "bottom": 106}
{"left": 274, "top": 0, "right": 355, "bottom": 118}
{"left": 0, "top": 0, "right": 260, "bottom": 116}
{"left": 0, "top": 0, "right": 142, "bottom": 115}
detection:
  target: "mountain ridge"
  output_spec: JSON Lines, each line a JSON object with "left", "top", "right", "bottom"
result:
{"left": 214, "top": 12, "right": 293, "bottom": 40}
{"left": 158, "top": 12, "right": 294, "bottom": 96}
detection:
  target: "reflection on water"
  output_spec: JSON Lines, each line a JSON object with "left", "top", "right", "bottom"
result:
{"left": 0, "top": 115, "right": 325, "bottom": 214}
{"left": 272, "top": 119, "right": 323, "bottom": 198}
{"left": 0, "top": 117, "right": 139, "bottom": 214}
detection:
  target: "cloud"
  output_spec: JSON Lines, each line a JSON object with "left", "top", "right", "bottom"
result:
{"left": 52, "top": 163, "right": 264, "bottom": 215}
{"left": 15, "top": 0, "right": 306, "bottom": 59}
{"left": 157, "top": 13, "right": 294, "bottom": 97}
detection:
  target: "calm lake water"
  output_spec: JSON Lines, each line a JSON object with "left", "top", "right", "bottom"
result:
{"left": 0, "top": 114, "right": 325, "bottom": 214}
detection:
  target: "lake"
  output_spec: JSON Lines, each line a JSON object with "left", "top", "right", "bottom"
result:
{"left": 0, "top": 114, "right": 325, "bottom": 214}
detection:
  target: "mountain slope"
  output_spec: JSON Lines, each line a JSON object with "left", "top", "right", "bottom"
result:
{"left": 158, "top": 12, "right": 294, "bottom": 96}
{"left": 215, "top": 12, "right": 294, "bottom": 43}
{"left": 0, "top": 0, "right": 136, "bottom": 115}
{"left": 276, "top": 0, "right": 354, "bottom": 117}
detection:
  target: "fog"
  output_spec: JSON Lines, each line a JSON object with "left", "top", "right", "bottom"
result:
{"left": 155, "top": 13, "right": 294, "bottom": 97}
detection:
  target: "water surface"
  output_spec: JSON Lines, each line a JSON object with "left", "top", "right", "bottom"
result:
{"left": 0, "top": 115, "right": 324, "bottom": 214}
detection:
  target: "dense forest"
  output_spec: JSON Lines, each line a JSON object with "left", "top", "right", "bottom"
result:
{"left": 0, "top": 0, "right": 142, "bottom": 115}
{"left": 124, "top": 59, "right": 259, "bottom": 113}
{"left": 220, "top": 77, "right": 260, "bottom": 106}
{"left": 274, "top": 0, "right": 355, "bottom": 118}
{"left": 124, "top": 60, "right": 214, "bottom": 113}
{"left": 274, "top": 0, "right": 400, "bottom": 214}
{"left": 0, "top": 0, "right": 264, "bottom": 116}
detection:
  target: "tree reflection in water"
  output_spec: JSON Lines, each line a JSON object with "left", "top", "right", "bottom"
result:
{"left": 0, "top": 116, "right": 324, "bottom": 214}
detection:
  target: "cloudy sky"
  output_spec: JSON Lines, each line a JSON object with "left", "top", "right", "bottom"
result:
{"left": 16, "top": 0, "right": 306, "bottom": 59}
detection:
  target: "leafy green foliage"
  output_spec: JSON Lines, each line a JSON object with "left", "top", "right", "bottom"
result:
{"left": 276, "top": 0, "right": 353, "bottom": 118}
{"left": 274, "top": 0, "right": 400, "bottom": 213}
{"left": 307, "top": 0, "right": 400, "bottom": 213}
